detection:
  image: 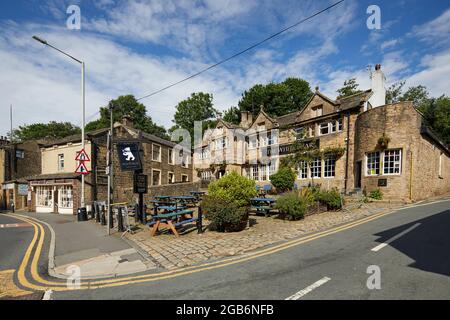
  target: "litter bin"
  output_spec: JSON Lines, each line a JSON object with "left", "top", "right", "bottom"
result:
{"left": 77, "top": 207, "right": 88, "bottom": 222}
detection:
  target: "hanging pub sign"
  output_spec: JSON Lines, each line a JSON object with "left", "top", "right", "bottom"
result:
{"left": 117, "top": 142, "right": 142, "bottom": 171}
{"left": 133, "top": 173, "right": 148, "bottom": 194}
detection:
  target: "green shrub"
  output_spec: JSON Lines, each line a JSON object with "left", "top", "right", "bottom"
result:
{"left": 207, "top": 171, "right": 257, "bottom": 207}
{"left": 275, "top": 192, "right": 308, "bottom": 220}
{"left": 202, "top": 196, "right": 248, "bottom": 232}
{"left": 369, "top": 189, "right": 383, "bottom": 200}
{"left": 316, "top": 188, "right": 343, "bottom": 210}
{"left": 270, "top": 167, "right": 296, "bottom": 192}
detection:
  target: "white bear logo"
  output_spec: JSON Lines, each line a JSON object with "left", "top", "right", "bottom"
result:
{"left": 122, "top": 147, "right": 135, "bottom": 161}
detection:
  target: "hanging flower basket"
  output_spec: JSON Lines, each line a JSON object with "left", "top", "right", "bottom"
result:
{"left": 377, "top": 134, "right": 390, "bottom": 150}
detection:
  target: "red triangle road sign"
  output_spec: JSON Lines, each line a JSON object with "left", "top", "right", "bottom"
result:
{"left": 75, "top": 162, "right": 90, "bottom": 175}
{"left": 75, "top": 149, "right": 91, "bottom": 162}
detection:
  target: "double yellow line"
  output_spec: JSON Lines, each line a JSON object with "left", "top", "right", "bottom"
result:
{"left": 11, "top": 207, "right": 398, "bottom": 292}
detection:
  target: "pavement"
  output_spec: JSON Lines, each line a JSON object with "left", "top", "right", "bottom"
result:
{"left": 16, "top": 212, "right": 157, "bottom": 279}
{"left": 49, "top": 198, "right": 450, "bottom": 299}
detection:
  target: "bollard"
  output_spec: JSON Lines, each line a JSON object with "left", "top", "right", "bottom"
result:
{"left": 95, "top": 203, "right": 101, "bottom": 223}
{"left": 197, "top": 205, "right": 203, "bottom": 234}
{"left": 117, "top": 207, "right": 125, "bottom": 232}
{"left": 100, "top": 205, "right": 106, "bottom": 225}
{"left": 109, "top": 207, "right": 114, "bottom": 229}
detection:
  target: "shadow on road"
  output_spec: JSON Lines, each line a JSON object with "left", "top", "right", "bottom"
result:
{"left": 373, "top": 210, "right": 450, "bottom": 277}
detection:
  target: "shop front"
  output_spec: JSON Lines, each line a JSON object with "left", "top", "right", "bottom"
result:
{"left": 27, "top": 173, "right": 91, "bottom": 215}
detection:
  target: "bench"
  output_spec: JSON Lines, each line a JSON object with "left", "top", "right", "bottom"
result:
{"left": 251, "top": 205, "right": 273, "bottom": 216}
{"left": 147, "top": 209, "right": 197, "bottom": 237}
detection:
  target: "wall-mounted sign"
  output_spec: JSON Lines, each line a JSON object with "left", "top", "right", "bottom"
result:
{"left": 117, "top": 142, "right": 142, "bottom": 171}
{"left": 133, "top": 174, "right": 148, "bottom": 194}
{"left": 378, "top": 179, "right": 388, "bottom": 187}
{"left": 18, "top": 184, "right": 29, "bottom": 196}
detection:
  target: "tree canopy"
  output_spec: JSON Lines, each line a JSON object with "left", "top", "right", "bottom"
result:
{"left": 85, "top": 95, "right": 168, "bottom": 139}
{"left": 420, "top": 95, "right": 450, "bottom": 145}
{"left": 222, "top": 106, "right": 241, "bottom": 125}
{"left": 13, "top": 121, "right": 81, "bottom": 142}
{"left": 238, "top": 77, "right": 313, "bottom": 119}
{"left": 170, "top": 92, "right": 219, "bottom": 146}
{"left": 336, "top": 78, "right": 363, "bottom": 99}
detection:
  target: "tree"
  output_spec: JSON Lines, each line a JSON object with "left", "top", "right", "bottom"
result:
{"left": 386, "top": 81, "right": 405, "bottom": 104}
{"left": 85, "top": 95, "right": 168, "bottom": 139}
{"left": 400, "top": 85, "right": 430, "bottom": 109}
{"left": 222, "top": 106, "right": 241, "bottom": 125}
{"left": 238, "top": 78, "right": 313, "bottom": 119}
{"left": 336, "top": 78, "right": 362, "bottom": 98}
{"left": 13, "top": 122, "right": 81, "bottom": 142}
{"left": 420, "top": 96, "right": 450, "bottom": 145}
{"left": 171, "top": 92, "right": 219, "bottom": 146}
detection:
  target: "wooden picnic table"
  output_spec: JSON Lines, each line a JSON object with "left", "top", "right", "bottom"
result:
{"left": 172, "top": 196, "right": 197, "bottom": 206}
{"left": 147, "top": 209, "right": 199, "bottom": 237}
{"left": 250, "top": 197, "right": 276, "bottom": 216}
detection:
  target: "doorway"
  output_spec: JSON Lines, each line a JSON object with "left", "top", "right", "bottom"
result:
{"left": 355, "top": 161, "right": 362, "bottom": 188}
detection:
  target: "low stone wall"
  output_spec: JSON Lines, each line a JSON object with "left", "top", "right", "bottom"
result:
{"left": 146, "top": 181, "right": 204, "bottom": 199}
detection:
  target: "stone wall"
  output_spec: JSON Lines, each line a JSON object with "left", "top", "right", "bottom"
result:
{"left": 354, "top": 102, "right": 450, "bottom": 201}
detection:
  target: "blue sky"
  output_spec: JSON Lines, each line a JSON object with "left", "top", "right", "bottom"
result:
{"left": 1, "top": 0, "right": 449, "bottom": 135}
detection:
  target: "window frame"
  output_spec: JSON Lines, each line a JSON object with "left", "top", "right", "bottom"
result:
{"left": 181, "top": 174, "right": 189, "bottom": 182}
{"left": 310, "top": 157, "right": 322, "bottom": 178}
{"left": 319, "top": 122, "right": 329, "bottom": 136}
{"left": 58, "top": 154, "right": 65, "bottom": 171}
{"left": 298, "top": 161, "right": 308, "bottom": 179}
{"left": 324, "top": 156, "right": 336, "bottom": 178}
{"left": 151, "top": 169, "right": 161, "bottom": 186}
{"left": 383, "top": 149, "right": 402, "bottom": 175}
{"left": 168, "top": 149, "right": 174, "bottom": 164}
{"left": 366, "top": 151, "right": 381, "bottom": 176}
{"left": 152, "top": 144, "right": 162, "bottom": 162}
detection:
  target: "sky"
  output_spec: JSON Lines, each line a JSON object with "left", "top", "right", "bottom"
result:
{"left": 1, "top": 0, "right": 450, "bottom": 136}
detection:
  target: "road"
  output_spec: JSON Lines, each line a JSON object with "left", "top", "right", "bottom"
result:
{"left": 0, "top": 214, "right": 43, "bottom": 299}
{"left": 2, "top": 199, "right": 450, "bottom": 300}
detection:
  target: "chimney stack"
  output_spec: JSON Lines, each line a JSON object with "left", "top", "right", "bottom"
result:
{"left": 368, "top": 64, "right": 386, "bottom": 108}
{"left": 121, "top": 115, "right": 134, "bottom": 128}
{"left": 239, "top": 111, "right": 253, "bottom": 129}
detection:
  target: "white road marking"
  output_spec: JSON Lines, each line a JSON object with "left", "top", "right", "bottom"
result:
{"left": 371, "top": 223, "right": 421, "bottom": 252}
{"left": 42, "top": 290, "right": 53, "bottom": 300}
{"left": 285, "top": 277, "right": 331, "bottom": 300}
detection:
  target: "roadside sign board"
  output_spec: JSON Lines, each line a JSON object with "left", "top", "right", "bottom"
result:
{"left": 133, "top": 174, "right": 148, "bottom": 194}
{"left": 75, "top": 162, "right": 90, "bottom": 175}
{"left": 117, "top": 142, "right": 142, "bottom": 171}
{"left": 75, "top": 149, "right": 91, "bottom": 162}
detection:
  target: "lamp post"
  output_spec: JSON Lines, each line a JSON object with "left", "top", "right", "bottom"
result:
{"left": 32, "top": 36, "right": 86, "bottom": 209}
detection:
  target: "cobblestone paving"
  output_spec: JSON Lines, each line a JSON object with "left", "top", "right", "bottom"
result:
{"left": 126, "top": 202, "right": 404, "bottom": 270}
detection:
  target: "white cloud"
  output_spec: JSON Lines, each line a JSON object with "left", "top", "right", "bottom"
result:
{"left": 405, "top": 50, "right": 450, "bottom": 97}
{"left": 411, "top": 8, "right": 450, "bottom": 47}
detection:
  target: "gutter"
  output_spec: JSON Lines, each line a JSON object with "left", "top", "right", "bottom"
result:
{"left": 344, "top": 112, "right": 350, "bottom": 194}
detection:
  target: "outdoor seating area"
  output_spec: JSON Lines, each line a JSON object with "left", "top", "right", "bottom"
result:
{"left": 145, "top": 194, "right": 205, "bottom": 237}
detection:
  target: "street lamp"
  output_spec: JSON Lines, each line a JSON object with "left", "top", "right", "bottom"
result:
{"left": 33, "top": 35, "right": 86, "bottom": 209}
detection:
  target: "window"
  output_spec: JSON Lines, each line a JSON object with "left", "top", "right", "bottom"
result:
{"left": 260, "top": 164, "right": 267, "bottom": 181}
{"left": 201, "top": 147, "right": 209, "bottom": 160}
{"left": 249, "top": 136, "right": 258, "bottom": 149}
{"left": 295, "top": 127, "right": 305, "bottom": 140}
{"left": 182, "top": 174, "right": 189, "bottom": 182}
{"left": 324, "top": 157, "right": 336, "bottom": 178}
{"left": 201, "top": 171, "right": 212, "bottom": 181}
{"left": 16, "top": 149, "right": 25, "bottom": 159}
{"left": 314, "top": 106, "right": 323, "bottom": 117}
{"left": 168, "top": 172, "right": 174, "bottom": 184}
{"left": 310, "top": 157, "right": 322, "bottom": 178}
{"left": 168, "top": 149, "right": 174, "bottom": 164}
{"left": 298, "top": 161, "right": 308, "bottom": 179}
{"left": 320, "top": 123, "right": 329, "bottom": 135}
{"left": 36, "top": 186, "right": 52, "bottom": 207}
{"left": 58, "top": 154, "right": 64, "bottom": 171}
{"left": 330, "top": 121, "right": 337, "bottom": 133}
{"left": 383, "top": 149, "right": 401, "bottom": 175}
{"left": 152, "top": 170, "right": 161, "bottom": 186}
{"left": 182, "top": 154, "right": 189, "bottom": 168}
{"left": 252, "top": 165, "right": 259, "bottom": 181}
{"left": 366, "top": 152, "right": 380, "bottom": 176}
{"left": 337, "top": 118, "right": 343, "bottom": 131}
{"left": 59, "top": 186, "right": 73, "bottom": 208}
{"left": 268, "top": 160, "right": 278, "bottom": 177}
{"left": 152, "top": 144, "right": 161, "bottom": 162}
